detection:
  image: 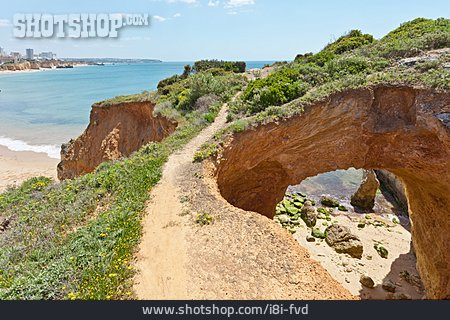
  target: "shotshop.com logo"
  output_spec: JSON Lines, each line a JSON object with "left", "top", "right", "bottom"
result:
{"left": 13, "top": 13, "right": 149, "bottom": 38}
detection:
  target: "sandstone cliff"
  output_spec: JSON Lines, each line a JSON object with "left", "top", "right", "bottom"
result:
{"left": 215, "top": 85, "right": 450, "bottom": 299}
{"left": 0, "top": 60, "right": 86, "bottom": 72}
{"left": 375, "top": 170, "right": 409, "bottom": 213}
{"left": 57, "top": 101, "right": 177, "bottom": 180}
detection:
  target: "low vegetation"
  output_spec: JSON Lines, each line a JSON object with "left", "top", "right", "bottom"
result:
{"left": 193, "top": 60, "right": 246, "bottom": 73}
{"left": 228, "top": 18, "right": 449, "bottom": 122}
{"left": 0, "top": 61, "right": 246, "bottom": 300}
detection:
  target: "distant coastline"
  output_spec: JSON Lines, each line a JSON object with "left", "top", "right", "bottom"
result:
{"left": 62, "top": 58, "right": 163, "bottom": 64}
{"left": 0, "top": 59, "right": 92, "bottom": 73}
{"left": 0, "top": 58, "right": 163, "bottom": 73}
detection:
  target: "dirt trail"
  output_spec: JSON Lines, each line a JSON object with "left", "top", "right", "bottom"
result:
{"left": 134, "top": 106, "right": 229, "bottom": 299}
{"left": 134, "top": 93, "right": 353, "bottom": 300}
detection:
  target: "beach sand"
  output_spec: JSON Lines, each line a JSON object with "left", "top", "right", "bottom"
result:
{"left": 0, "top": 145, "right": 58, "bottom": 193}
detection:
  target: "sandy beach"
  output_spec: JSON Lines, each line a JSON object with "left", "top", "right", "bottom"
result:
{"left": 0, "top": 145, "right": 58, "bottom": 193}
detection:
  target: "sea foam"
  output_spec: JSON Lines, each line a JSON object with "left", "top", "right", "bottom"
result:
{"left": 0, "top": 136, "right": 60, "bottom": 159}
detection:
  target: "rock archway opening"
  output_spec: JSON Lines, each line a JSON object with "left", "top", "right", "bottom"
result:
{"left": 215, "top": 86, "right": 449, "bottom": 299}
{"left": 273, "top": 167, "right": 422, "bottom": 299}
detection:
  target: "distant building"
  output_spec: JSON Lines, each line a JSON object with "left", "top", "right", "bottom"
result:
{"left": 0, "top": 56, "right": 13, "bottom": 64}
{"left": 11, "top": 52, "right": 21, "bottom": 62}
{"left": 25, "top": 48, "right": 34, "bottom": 60}
{"left": 0, "top": 47, "right": 4, "bottom": 56}
{"left": 39, "top": 52, "right": 56, "bottom": 60}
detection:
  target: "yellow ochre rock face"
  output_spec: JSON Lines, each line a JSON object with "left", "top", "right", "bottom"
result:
{"left": 57, "top": 101, "right": 177, "bottom": 180}
{"left": 215, "top": 85, "right": 450, "bottom": 299}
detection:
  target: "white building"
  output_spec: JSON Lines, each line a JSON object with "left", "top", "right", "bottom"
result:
{"left": 0, "top": 47, "right": 4, "bottom": 56}
{"left": 39, "top": 52, "right": 56, "bottom": 60}
{"left": 25, "top": 48, "right": 34, "bottom": 60}
{"left": 11, "top": 52, "right": 21, "bottom": 62}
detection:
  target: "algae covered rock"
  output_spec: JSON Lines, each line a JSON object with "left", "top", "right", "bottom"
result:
{"left": 374, "top": 244, "right": 389, "bottom": 258}
{"left": 276, "top": 214, "right": 290, "bottom": 224}
{"left": 321, "top": 196, "right": 340, "bottom": 208}
{"left": 312, "top": 228, "right": 326, "bottom": 239}
{"left": 325, "top": 224, "right": 363, "bottom": 258}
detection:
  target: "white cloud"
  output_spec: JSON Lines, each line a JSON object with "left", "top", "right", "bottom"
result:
{"left": 153, "top": 15, "right": 167, "bottom": 22}
{"left": 208, "top": 0, "right": 220, "bottom": 7}
{"left": 224, "top": 0, "right": 255, "bottom": 8}
{"left": 173, "top": 13, "right": 182, "bottom": 18}
{"left": 0, "top": 19, "right": 11, "bottom": 27}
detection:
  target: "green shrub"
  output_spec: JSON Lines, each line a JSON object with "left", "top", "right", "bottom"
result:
{"left": 193, "top": 60, "right": 246, "bottom": 73}
{"left": 242, "top": 68, "right": 310, "bottom": 113}
{"left": 325, "top": 55, "right": 371, "bottom": 77}
{"left": 325, "top": 29, "right": 374, "bottom": 54}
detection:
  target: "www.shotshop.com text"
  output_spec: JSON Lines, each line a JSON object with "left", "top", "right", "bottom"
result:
{"left": 142, "top": 303, "right": 309, "bottom": 317}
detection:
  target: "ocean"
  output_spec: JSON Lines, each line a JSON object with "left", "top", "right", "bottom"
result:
{"left": 0, "top": 61, "right": 271, "bottom": 159}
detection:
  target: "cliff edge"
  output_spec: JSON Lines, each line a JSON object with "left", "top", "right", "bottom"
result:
{"left": 57, "top": 101, "right": 177, "bottom": 180}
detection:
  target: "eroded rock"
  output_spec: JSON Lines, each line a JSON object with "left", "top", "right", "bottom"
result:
{"left": 360, "top": 275, "right": 375, "bottom": 288}
{"left": 215, "top": 85, "right": 450, "bottom": 298}
{"left": 320, "top": 196, "right": 339, "bottom": 208}
{"left": 300, "top": 201, "right": 317, "bottom": 227}
{"left": 350, "top": 169, "right": 380, "bottom": 210}
{"left": 58, "top": 101, "right": 177, "bottom": 180}
{"left": 382, "top": 279, "right": 397, "bottom": 293}
{"left": 325, "top": 224, "right": 363, "bottom": 259}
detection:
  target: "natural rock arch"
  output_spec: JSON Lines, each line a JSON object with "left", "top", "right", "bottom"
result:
{"left": 215, "top": 85, "right": 450, "bottom": 299}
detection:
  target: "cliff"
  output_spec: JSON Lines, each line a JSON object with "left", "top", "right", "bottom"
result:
{"left": 57, "top": 101, "right": 177, "bottom": 180}
{"left": 375, "top": 170, "right": 409, "bottom": 213}
{"left": 0, "top": 60, "right": 87, "bottom": 72}
{"left": 215, "top": 85, "right": 450, "bottom": 299}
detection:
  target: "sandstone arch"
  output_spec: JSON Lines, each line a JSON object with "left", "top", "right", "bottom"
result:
{"left": 215, "top": 85, "right": 450, "bottom": 299}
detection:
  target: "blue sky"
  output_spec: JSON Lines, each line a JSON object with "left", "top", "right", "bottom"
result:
{"left": 0, "top": 0, "right": 448, "bottom": 61}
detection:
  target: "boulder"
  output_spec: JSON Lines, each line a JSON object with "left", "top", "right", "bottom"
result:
{"left": 312, "top": 228, "right": 326, "bottom": 239}
{"left": 360, "top": 275, "right": 375, "bottom": 288}
{"left": 382, "top": 279, "right": 397, "bottom": 293}
{"left": 350, "top": 169, "right": 380, "bottom": 210}
{"left": 393, "top": 292, "right": 412, "bottom": 300}
{"left": 320, "top": 196, "right": 339, "bottom": 208}
{"left": 300, "top": 201, "right": 317, "bottom": 227}
{"left": 276, "top": 214, "right": 290, "bottom": 224}
{"left": 374, "top": 244, "right": 389, "bottom": 259}
{"left": 325, "top": 224, "right": 363, "bottom": 258}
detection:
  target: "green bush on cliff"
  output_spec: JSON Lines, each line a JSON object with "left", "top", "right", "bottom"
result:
{"left": 242, "top": 68, "right": 310, "bottom": 113}
{"left": 156, "top": 69, "right": 245, "bottom": 113}
{"left": 193, "top": 60, "right": 246, "bottom": 73}
{"left": 324, "top": 29, "right": 374, "bottom": 54}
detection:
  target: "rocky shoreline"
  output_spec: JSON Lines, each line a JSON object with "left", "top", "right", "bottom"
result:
{"left": 0, "top": 60, "right": 92, "bottom": 72}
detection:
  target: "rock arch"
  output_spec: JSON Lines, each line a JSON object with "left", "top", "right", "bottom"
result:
{"left": 215, "top": 85, "right": 450, "bottom": 299}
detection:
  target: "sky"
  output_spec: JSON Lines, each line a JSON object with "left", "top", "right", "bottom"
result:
{"left": 0, "top": 0, "right": 448, "bottom": 61}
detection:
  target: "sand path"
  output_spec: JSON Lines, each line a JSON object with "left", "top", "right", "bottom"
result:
{"left": 134, "top": 106, "right": 229, "bottom": 299}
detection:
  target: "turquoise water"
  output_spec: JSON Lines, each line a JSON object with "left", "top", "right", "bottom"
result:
{"left": 0, "top": 61, "right": 271, "bottom": 158}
